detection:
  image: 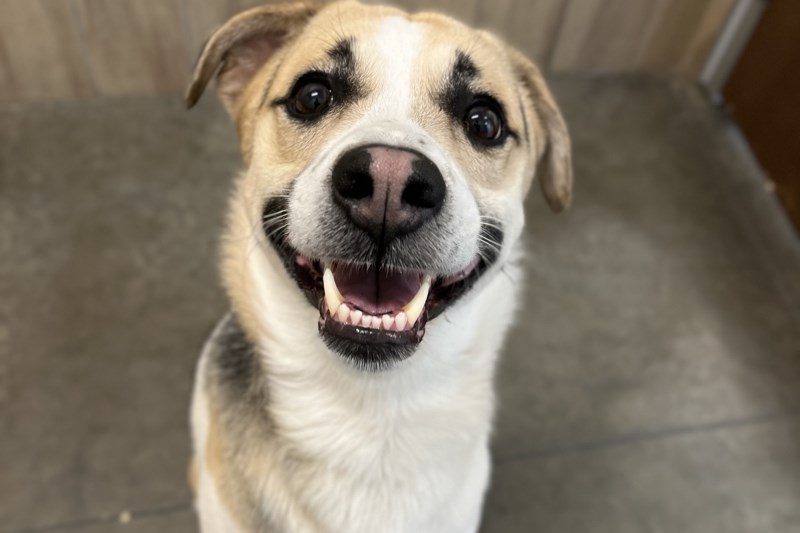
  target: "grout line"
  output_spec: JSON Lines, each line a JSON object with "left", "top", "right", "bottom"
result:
{"left": 495, "top": 410, "right": 799, "bottom": 465}
{"left": 1, "top": 503, "right": 192, "bottom": 533}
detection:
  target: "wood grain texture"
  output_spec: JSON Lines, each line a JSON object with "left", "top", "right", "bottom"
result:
{"left": 550, "top": 0, "right": 734, "bottom": 75}
{"left": 476, "top": 0, "right": 566, "bottom": 65}
{"left": 637, "top": 0, "right": 735, "bottom": 76}
{"left": 0, "top": 0, "right": 738, "bottom": 101}
{"left": 74, "top": 0, "right": 189, "bottom": 96}
{"left": 0, "top": 0, "right": 93, "bottom": 101}
{"left": 678, "top": 0, "right": 736, "bottom": 77}
{"left": 551, "top": 0, "right": 660, "bottom": 72}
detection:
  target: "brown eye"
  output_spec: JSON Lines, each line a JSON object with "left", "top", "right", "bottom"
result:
{"left": 464, "top": 104, "right": 504, "bottom": 145}
{"left": 293, "top": 82, "right": 331, "bottom": 117}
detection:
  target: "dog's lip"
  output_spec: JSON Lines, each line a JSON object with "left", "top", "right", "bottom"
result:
{"left": 273, "top": 241, "right": 488, "bottom": 347}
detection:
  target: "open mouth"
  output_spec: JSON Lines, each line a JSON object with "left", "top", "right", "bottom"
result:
{"left": 262, "top": 199, "right": 501, "bottom": 368}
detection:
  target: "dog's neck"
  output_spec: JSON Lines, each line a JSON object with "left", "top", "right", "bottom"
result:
{"left": 228, "top": 238, "right": 515, "bottom": 465}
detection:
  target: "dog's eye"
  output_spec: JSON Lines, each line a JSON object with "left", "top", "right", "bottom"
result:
{"left": 291, "top": 81, "right": 332, "bottom": 118}
{"left": 464, "top": 104, "right": 505, "bottom": 145}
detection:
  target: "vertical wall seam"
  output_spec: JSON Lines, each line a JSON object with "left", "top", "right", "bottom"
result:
{"left": 543, "top": 0, "right": 572, "bottom": 73}
{"left": 66, "top": 0, "right": 98, "bottom": 98}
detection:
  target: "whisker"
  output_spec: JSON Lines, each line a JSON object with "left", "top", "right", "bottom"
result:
{"left": 264, "top": 222, "right": 290, "bottom": 242}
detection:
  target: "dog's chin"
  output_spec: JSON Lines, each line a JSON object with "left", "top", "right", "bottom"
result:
{"left": 262, "top": 205, "right": 501, "bottom": 371}
{"left": 318, "top": 320, "right": 421, "bottom": 371}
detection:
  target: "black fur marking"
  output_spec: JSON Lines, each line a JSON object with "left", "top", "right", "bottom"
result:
{"left": 326, "top": 37, "right": 362, "bottom": 107}
{"left": 208, "top": 313, "right": 263, "bottom": 403}
{"left": 439, "top": 51, "right": 479, "bottom": 124}
{"left": 438, "top": 51, "right": 518, "bottom": 149}
{"left": 272, "top": 38, "right": 364, "bottom": 123}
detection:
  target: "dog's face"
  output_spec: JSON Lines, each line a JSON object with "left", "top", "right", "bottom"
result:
{"left": 188, "top": 0, "right": 571, "bottom": 369}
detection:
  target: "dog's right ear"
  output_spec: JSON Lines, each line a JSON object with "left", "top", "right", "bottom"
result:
{"left": 185, "top": 2, "right": 321, "bottom": 113}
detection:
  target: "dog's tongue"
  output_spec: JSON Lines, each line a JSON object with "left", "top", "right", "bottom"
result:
{"left": 333, "top": 264, "right": 422, "bottom": 315}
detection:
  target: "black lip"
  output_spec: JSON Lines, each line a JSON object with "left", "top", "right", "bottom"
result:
{"left": 319, "top": 309, "right": 426, "bottom": 371}
{"left": 261, "top": 196, "right": 503, "bottom": 369}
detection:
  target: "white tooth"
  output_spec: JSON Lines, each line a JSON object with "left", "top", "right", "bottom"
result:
{"left": 370, "top": 316, "right": 382, "bottom": 329}
{"left": 361, "top": 314, "right": 372, "bottom": 327}
{"left": 382, "top": 314, "right": 394, "bottom": 330}
{"left": 350, "top": 309, "right": 363, "bottom": 325}
{"left": 402, "top": 274, "right": 431, "bottom": 327}
{"left": 395, "top": 312, "right": 408, "bottom": 331}
{"left": 323, "top": 265, "right": 343, "bottom": 316}
{"left": 337, "top": 303, "right": 350, "bottom": 323}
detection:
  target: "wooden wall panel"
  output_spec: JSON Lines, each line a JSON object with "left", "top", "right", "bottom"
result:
{"left": 0, "top": 0, "right": 93, "bottom": 101}
{"left": 74, "top": 0, "right": 189, "bottom": 96}
{"left": 678, "top": 0, "right": 736, "bottom": 77}
{"left": 550, "top": 0, "right": 662, "bottom": 72}
{"left": 476, "top": 0, "right": 566, "bottom": 65}
{"left": 636, "top": 0, "right": 735, "bottom": 77}
{"left": 0, "top": 0, "right": 737, "bottom": 102}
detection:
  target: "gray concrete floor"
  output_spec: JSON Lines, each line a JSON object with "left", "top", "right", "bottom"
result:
{"left": 1, "top": 74, "right": 799, "bottom": 533}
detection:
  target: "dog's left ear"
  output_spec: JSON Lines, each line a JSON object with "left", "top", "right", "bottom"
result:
{"left": 507, "top": 48, "right": 573, "bottom": 212}
{"left": 185, "top": 2, "right": 321, "bottom": 113}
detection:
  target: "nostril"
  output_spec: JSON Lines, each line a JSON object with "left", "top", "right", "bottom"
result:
{"left": 402, "top": 156, "right": 446, "bottom": 211}
{"left": 402, "top": 177, "right": 439, "bottom": 209}
{"left": 336, "top": 170, "right": 373, "bottom": 200}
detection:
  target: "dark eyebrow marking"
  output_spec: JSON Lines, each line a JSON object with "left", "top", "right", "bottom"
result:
{"left": 438, "top": 51, "right": 479, "bottom": 122}
{"left": 269, "top": 37, "right": 365, "bottom": 121}
{"left": 328, "top": 38, "right": 355, "bottom": 65}
{"left": 453, "top": 51, "right": 479, "bottom": 81}
{"left": 438, "top": 50, "right": 519, "bottom": 147}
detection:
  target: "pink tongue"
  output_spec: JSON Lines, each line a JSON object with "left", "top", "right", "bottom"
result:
{"left": 333, "top": 264, "right": 422, "bottom": 315}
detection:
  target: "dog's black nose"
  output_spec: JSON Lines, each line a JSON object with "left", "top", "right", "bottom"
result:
{"left": 331, "top": 145, "right": 446, "bottom": 244}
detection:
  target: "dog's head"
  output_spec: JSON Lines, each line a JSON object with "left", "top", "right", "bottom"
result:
{"left": 187, "top": 0, "right": 571, "bottom": 369}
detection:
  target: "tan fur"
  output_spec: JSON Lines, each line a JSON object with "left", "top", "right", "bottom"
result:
{"left": 202, "top": 399, "right": 262, "bottom": 532}
{"left": 188, "top": 458, "right": 199, "bottom": 495}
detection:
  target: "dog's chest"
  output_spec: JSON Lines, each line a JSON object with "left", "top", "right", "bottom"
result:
{"left": 266, "top": 368, "right": 492, "bottom": 533}
{"left": 273, "top": 394, "right": 492, "bottom": 533}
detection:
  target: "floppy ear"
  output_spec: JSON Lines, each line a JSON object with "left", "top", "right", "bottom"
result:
{"left": 185, "top": 2, "right": 321, "bottom": 113}
{"left": 507, "top": 49, "right": 573, "bottom": 212}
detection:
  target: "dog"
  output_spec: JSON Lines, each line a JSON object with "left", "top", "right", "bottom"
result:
{"left": 185, "top": 1, "right": 571, "bottom": 531}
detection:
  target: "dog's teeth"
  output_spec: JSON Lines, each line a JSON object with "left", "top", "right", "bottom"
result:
{"left": 402, "top": 274, "right": 432, "bottom": 327}
{"left": 395, "top": 312, "right": 408, "bottom": 331}
{"left": 382, "top": 314, "right": 394, "bottom": 330}
{"left": 323, "top": 265, "right": 344, "bottom": 316}
{"left": 337, "top": 303, "right": 350, "bottom": 323}
{"left": 361, "top": 314, "right": 372, "bottom": 327}
{"left": 350, "top": 309, "right": 363, "bottom": 325}
{"left": 370, "top": 316, "right": 382, "bottom": 329}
